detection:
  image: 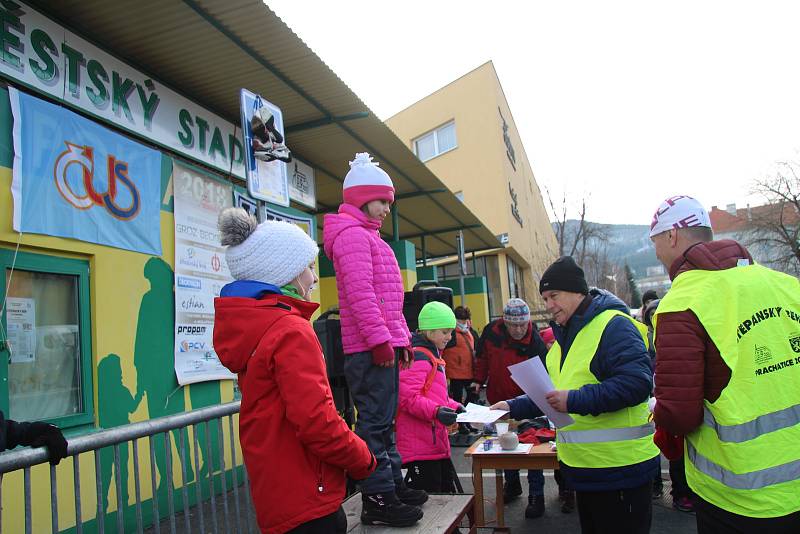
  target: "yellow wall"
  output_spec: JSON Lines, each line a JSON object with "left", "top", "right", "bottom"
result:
{"left": 0, "top": 163, "right": 242, "bottom": 533}
{"left": 386, "top": 61, "right": 559, "bottom": 311}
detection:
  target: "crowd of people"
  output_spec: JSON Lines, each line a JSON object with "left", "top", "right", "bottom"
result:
{"left": 11, "top": 156, "right": 798, "bottom": 534}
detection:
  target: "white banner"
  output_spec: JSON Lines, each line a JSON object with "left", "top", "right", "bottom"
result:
{"left": 172, "top": 161, "right": 235, "bottom": 385}
{"left": 0, "top": 2, "right": 246, "bottom": 179}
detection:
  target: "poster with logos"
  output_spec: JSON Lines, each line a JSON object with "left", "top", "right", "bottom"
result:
{"left": 288, "top": 159, "right": 316, "bottom": 209}
{"left": 172, "top": 161, "right": 235, "bottom": 385}
{"left": 239, "top": 88, "right": 290, "bottom": 206}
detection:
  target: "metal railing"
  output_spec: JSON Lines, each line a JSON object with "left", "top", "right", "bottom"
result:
{"left": 0, "top": 401, "right": 256, "bottom": 534}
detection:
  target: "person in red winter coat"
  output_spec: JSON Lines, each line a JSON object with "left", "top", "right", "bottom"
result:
{"left": 213, "top": 208, "right": 376, "bottom": 534}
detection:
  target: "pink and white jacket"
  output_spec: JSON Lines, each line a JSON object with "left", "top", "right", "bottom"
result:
{"left": 397, "top": 334, "right": 461, "bottom": 463}
{"left": 323, "top": 203, "right": 410, "bottom": 355}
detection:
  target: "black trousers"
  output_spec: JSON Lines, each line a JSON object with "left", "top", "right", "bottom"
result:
{"left": 668, "top": 457, "right": 693, "bottom": 499}
{"left": 576, "top": 481, "right": 652, "bottom": 534}
{"left": 695, "top": 497, "right": 800, "bottom": 534}
{"left": 448, "top": 379, "right": 478, "bottom": 406}
{"left": 403, "top": 458, "right": 458, "bottom": 493}
{"left": 287, "top": 506, "right": 346, "bottom": 534}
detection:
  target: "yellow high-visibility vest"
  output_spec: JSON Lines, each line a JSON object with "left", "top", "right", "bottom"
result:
{"left": 547, "top": 310, "right": 657, "bottom": 468}
{"left": 655, "top": 264, "right": 800, "bottom": 518}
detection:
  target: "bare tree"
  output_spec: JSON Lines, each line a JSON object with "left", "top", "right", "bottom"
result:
{"left": 545, "top": 187, "right": 622, "bottom": 294}
{"left": 746, "top": 162, "right": 800, "bottom": 276}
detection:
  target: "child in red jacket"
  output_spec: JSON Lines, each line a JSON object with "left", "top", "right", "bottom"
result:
{"left": 397, "top": 302, "right": 463, "bottom": 493}
{"left": 214, "top": 208, "right": 376, "bottom": 534}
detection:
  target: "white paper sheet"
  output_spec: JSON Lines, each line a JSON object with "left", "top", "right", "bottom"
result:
{"left": 456, "top": 402, "right": 509, "bottom": 424}
{"left": 508, "top": 357, "right": 575, "bottom": 428}
{"left": 472, "top": 440, "right": 532, "bottom": 455}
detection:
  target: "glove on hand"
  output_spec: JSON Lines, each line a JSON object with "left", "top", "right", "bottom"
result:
{"left": 371, "top": 341, "right": 395, "bottom": 365}
{"left": 455, "top": 404, "right": 466, "bottom": 414}
{"left": 436, "top": 406, "right": 458, "bottom": 426}
{"left": 22, "top": 422, "right": 68, "bottom": 465}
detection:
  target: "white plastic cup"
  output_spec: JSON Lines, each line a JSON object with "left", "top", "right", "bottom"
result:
{"left": 495, "top": 422, "right": 509, "bottom": 435}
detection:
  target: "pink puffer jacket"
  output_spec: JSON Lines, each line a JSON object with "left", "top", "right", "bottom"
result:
{"left": 323, "top": 203, "right": 410, "bottom": 354}
{"left": 397, "top": 335, "right": 461, "bottom": 463}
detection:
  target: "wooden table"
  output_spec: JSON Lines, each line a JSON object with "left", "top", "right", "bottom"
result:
{"left": 343, "top": 492, "right": 475, "bottom": 533}
{"left": 464, "top": 438, "right": 559, "bottom": 529}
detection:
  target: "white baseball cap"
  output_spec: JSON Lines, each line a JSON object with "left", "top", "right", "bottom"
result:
{"left": 649, "top": 195, "right": 711, "bottom": 238}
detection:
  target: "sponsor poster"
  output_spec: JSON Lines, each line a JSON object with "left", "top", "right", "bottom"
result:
{"left": 9, "top": 88, "right": 162, "bottom": 254}
{"left": 172, "top": 161, "right": 235, "bottom": 385}
{"left": 261, "top": 205, "right": 316, "bottom": 241}
{"left": 239, "top": 89, "right": 290, "bottom": 206}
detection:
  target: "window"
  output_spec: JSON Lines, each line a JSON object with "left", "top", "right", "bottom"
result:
{"left": 436, "top": 255, "right": 502, "bottom": 320}
{"left": 0, "top": 249, "right": 93, "bottom": 428}
{"left": 507, "top": 256, "right": 525, "bottom": 301}
{"left": 414, "top": 121, "right": 457, "bottom": 162}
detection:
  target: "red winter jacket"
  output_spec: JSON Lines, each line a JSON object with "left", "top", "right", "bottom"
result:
{"left": 474, "top": 319, "right": 548, "bottom": 405}
{"left": 214, "top": 287, "right": 375, "bottom": 533}
{"left": 653, "top": 239, "right": 753, "bottom": 436}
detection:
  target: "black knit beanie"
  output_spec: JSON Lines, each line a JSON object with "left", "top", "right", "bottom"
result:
{"left": 539, "top": 256, "right": 589, "bottom": 295}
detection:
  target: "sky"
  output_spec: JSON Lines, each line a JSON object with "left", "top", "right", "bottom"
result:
{"left": 268, "top": 1, "right": 800, "bottom": 225}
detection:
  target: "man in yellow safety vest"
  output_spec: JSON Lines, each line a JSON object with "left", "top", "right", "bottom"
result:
{"left": 492, "top": 255, "right": 659, "bottom": 533}
{"left": 650, "top": 195, "right": 800, "bottom": 533}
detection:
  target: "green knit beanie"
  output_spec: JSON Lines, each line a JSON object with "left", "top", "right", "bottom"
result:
{"left": 418, "top": 301, "right": 456, "bottom": 330}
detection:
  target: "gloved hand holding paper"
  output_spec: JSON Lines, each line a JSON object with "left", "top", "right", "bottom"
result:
{"left": 455, "top": 402, "right": 509, "bottom": 424}
{"left": 508, "top": 357, "right": 574, "bottom": 428}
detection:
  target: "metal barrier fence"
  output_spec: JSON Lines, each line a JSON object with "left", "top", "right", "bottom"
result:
{"left": 0, "top": 401, "right": 256, "bottom": 534}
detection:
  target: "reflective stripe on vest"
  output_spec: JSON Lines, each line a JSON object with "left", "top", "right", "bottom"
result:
{"left": 546, "top": 309, "right": 657, "bottom": 469}
{"left": 686, "top": 440, "right": 800, "bottom": 490}
{"left": 654, "top": 264, "right": 800, "bottom": 518}
{"left": 557, "top": 422, "right": 655, "bottom": 444}
{"left": 702, "top": 403, "right": 800, "bottom": 443}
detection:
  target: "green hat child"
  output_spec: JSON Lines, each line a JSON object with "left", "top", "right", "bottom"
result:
{"left": 418, "top": 301, "right": 457, "bottom": 330}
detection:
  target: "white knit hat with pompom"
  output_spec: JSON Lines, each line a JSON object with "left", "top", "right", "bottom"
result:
{"left": 219, "top": 208, "right": 318, "bottom": 287}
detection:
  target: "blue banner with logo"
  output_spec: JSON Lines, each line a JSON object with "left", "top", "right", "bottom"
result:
{"left": 9, "top": 88, "right": 162, "bottom": 255}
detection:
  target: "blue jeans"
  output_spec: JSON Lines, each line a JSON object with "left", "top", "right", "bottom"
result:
{"left": 344, "top": 350, "right": 403, "bottom": 495}
{"left": 505, "top": 469, "right": 545, "bottom": 497}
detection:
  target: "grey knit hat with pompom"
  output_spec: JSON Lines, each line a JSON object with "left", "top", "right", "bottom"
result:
{"left": 218, "top": 208, "right": 318, "bottom": 287}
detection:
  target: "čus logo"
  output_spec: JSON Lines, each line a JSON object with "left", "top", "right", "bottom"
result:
{"left": 54, "top": 142, "right": 141, "bottom": 220}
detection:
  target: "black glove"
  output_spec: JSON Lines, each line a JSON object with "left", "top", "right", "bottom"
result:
{"left": 436, "top": 406, "right": 458, "bottom": 426}
{"left": 455, "top": 404, "right": 466, "bottom": 414}
{"left": 20, "top": 422, "right": 68, "bottom": 465}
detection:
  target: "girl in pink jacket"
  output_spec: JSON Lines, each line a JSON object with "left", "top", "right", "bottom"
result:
{"left": 323, "top": 153, "right": 422, "bottom": 527}
{"left": 398, "top": 302, "right": 463, "bottom": 493}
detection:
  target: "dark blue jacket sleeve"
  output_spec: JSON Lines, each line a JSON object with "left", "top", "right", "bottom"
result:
{"left": 567, "top": 316, "right": 653, "bottom": 417}
{"left": 507, "top": 393, "right": 544, "bottom": 420}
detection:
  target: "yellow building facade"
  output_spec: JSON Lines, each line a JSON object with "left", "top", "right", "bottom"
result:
{"left": 386, "top": 62, "right": 558, "bottom": 319}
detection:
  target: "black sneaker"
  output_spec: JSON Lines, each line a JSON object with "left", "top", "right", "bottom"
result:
{"left": 361, "top": 492, "right": 423, "bottom": 527}
{"left": 396, "top": 484, "right": 428, "bottom": 506}
{"left": 503, "top": 477, "right": 523, "bottom": 502}
{"left": 525, "top": 495, "right": 545, "bottom": 518}
{"left": 559, "top": 490, "right": 575, "bottom": 513}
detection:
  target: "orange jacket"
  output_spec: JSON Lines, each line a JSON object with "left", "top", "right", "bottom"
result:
{"left": 442, "top": 329, "right": 475, "bottom": 380}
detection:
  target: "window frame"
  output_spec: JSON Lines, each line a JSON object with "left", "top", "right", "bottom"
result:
{"left": 0, "top": 249, "right": 94, "bottom": 428}
{"left": 413, "top": 121, "right": 458, "bottom": 162}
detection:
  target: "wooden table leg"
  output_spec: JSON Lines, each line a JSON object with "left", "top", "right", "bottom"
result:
{"left": 495, "top": 469, "right": 505, "bottom": 527}
{"left": 472, "top": 459, "right": 485, "bottom": 526}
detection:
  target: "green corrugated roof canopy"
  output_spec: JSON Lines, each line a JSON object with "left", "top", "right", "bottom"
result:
{"left": 36, "top": 0, "right": 501, "bottom": 259}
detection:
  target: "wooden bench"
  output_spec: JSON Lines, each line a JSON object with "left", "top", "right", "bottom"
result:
{"left": 343, "top": 492, "right": 475, "bottom": 533}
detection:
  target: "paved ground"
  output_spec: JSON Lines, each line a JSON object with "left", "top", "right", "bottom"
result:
{"left": 450, "top": 444, "right": 698, "bottom": 533}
